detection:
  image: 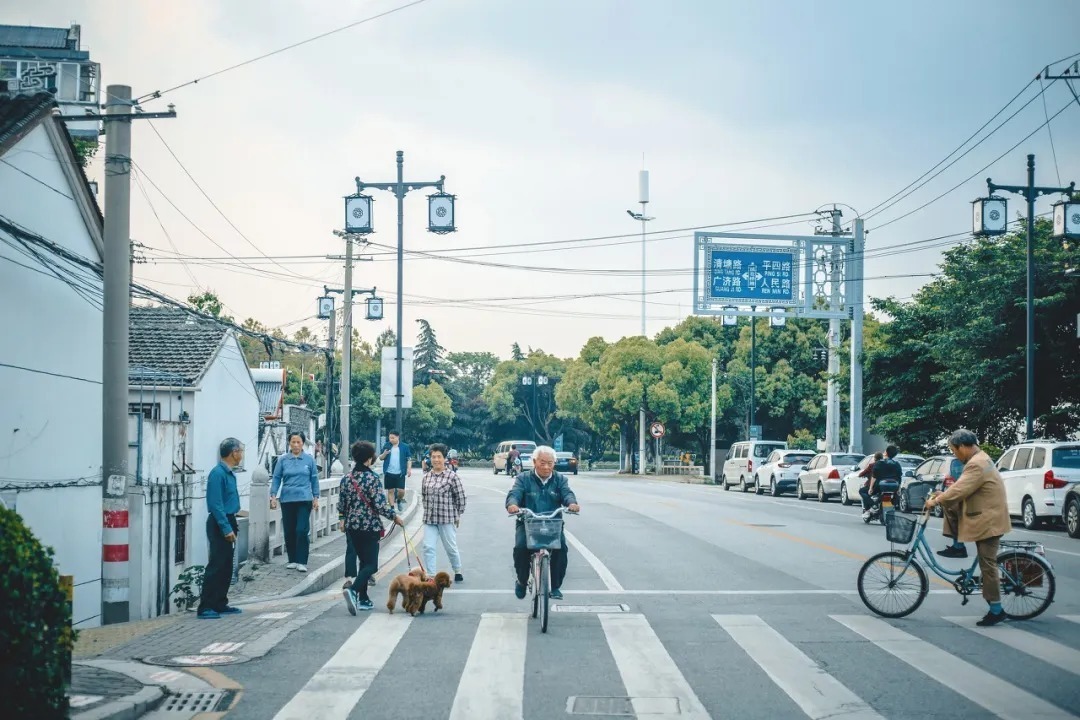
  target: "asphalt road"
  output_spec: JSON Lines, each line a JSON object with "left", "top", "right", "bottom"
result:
{"left": 220, "top": 468, "right": 1080, "bottom": 719}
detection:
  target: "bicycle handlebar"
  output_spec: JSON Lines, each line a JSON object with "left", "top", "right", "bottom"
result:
{"left": 508, "top": 507, "right": 579, "bottom": 519}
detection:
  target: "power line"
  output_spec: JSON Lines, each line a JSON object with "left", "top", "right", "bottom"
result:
{"left": 0, "top": 361, "right": 103, "bottom": 385}
{"left": 1038, "top": 77, "right": 1063, "bottom": 186}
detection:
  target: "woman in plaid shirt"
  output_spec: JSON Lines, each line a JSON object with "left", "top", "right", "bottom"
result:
{"left": 338, "top": 441, "right": 403, "bottom": 614}
{"left": 422, "top": 443, "right": 467, "bottom": 582}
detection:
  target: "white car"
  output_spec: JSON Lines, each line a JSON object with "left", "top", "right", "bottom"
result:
{"left": 839, "top": 454, "right": 925, "bottom": 506}
{"left": 796, "top": 452, "right": 866, "bottom": 502}
{"left": 997, "top": 440, "right": 1080, "bottom": 529}
{"left": 754, "top": 450, "right": 815, "bottom": 496}
{"left": 721, "top": 440, "right": 787, "bottom": 491}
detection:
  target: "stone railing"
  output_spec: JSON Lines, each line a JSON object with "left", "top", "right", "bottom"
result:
{"left": 248, "top": 468, "right": 343, "bottom": 563}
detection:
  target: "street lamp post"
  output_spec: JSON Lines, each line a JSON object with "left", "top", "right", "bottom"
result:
{"left": 521, "top": 373, "right": 549, "bottom": 443}
{"left": 628, "top": 169, "right": 654, "bottom": 474}
{"left": 973, "top": 154, "right": 1074, "bottom": 439}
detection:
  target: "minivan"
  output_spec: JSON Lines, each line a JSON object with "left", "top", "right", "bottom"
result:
{"left": 996, "top": 440, "right": 1080, "bottom": 529}
{"left": 720, "top": 440, "right": 787, "bottom": 491}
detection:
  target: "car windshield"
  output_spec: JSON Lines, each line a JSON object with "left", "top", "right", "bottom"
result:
{"left": 755, "top": 444, "right": 784, "bottom": 458}
{"left": 1052, "top": 446, "right": 1080, "bottom": 469}
{"left": 834, "top": 454, "right": 864, "bottom": 466}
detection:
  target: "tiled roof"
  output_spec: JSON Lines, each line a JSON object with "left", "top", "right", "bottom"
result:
{"left": 0, "top": 25, "right": 70, "bottom": 50}
{"left": 129, "top": 307, "right": 229, "bottom": 386}
{"left": 0, "top": 91, "right": 55, "bottom": 149}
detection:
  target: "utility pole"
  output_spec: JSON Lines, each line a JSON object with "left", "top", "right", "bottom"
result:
{"left": 710, "top": 358, "right": 717, "bottom": 483}
{"left": 984, "top": 154, "right": 1075, "bottom": 439}
{"left": 84, "top": 85, "right": 176, "bottom": 624}
{"left": 825, "top": 207, "right": 845, "bottom": 452}
{"left": 627, "top": 169, "right": 654, "bottom": 474}
{"left": 750, "top": 307, "right": 757, "bottom": 437}
{"left": 848, "top": 218, "right": 866, "bottom": 454}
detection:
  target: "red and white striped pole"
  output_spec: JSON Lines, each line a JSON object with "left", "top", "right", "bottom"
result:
{"left": 102, "top": 504, "right": 129, "bottom": 618}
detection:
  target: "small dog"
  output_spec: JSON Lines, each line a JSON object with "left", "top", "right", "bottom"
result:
{"left": 386, "top": 567, "right": 428, "bottom": 615}
{"left": 417, "top": 571, "right": 452, "bottom": 614}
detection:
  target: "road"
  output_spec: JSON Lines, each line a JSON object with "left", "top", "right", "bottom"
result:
{"left": 219, "top": 468, "right": 1080, "bottom": 719}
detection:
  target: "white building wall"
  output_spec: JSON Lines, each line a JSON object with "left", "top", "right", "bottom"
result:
{"left": 0, "top": 122, "right": 104, "bottom": 627}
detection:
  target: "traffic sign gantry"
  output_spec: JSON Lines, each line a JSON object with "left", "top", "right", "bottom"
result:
{"left": 650, "top": 422, "right": 665, "bottom": 439}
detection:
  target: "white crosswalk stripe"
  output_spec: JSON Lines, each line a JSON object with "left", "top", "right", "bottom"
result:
{"left": 832, "top": 615, "right": 1075, "bottom": 719}
{"left": 714, "top": 615, "right": 884, "bottom": 720}
{"left": 599, "top": 613, "right": 711, "bottom": 719}
{"left": 1061, "top": 615, "right": 1080, "bottom": 625}
{"left": 449, "top": 613, "right": 529, "bottom": 720}
{"left": 945, "top": 616, "right": 1080, "bottom": 676}
{"left": 272, "top": 614, "right": 412, "bottom": 720}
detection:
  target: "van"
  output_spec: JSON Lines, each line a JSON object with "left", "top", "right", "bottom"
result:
{"left": 996, "top": 440, "right": 1080, "bottom": 529}
{"left": 720, "top": 440, "right": 787, "bottom": 490}
{"left": 492, "top": 440, "right": 537, "bottom": 475}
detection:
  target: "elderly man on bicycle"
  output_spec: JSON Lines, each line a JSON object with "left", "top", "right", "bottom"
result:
{"left": 506, "top": 445, "right": 581, "bottom": 600}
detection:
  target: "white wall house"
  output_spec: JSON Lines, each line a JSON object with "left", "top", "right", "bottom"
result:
{"left": 127, "top": 307, "right": 259, "bottom": 619}
{"left": 0, "top": 91, "right": 105, "bottom": 627}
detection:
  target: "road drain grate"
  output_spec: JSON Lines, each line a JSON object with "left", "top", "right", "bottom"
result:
{"left": 158, "top": 691, "right": 226, "bottom": 713}
{"left": 567, "top": 696, "right": 681, "bottom": 715}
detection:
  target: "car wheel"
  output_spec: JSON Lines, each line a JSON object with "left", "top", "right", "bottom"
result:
{"left": 722, "top": 475, "right": 729, "bottom": 491}
{"left": 898, "top": 491, "right": 909, "bottom": 514}
{"left": 493, "top": 465, "right": 499, "bottom": 475}
{"left": 840, "top": 483, "right": 851, "bottom": 506}
{"left": 1066, "top": 496, "right": 1080, "bottom": 539}
{"left": 1022, "top": 497, "right": 1042, "bottom": 530}
{"left": 754, "top": 476, "right": 763, "bottom": 495}
{"left": 740, "top": 476, "right": 749, "bottom": 493}
{"left": 797, "top": 481, "right": 806, "bottom": 500}
{"left": 933, "top": 503, "right": 944, "bottom": 519}
{"left": 770, "top": 476, "right": 780, "bottom": 497}
{"left": 817, "top": 483, "right": 827, "bottom": 503}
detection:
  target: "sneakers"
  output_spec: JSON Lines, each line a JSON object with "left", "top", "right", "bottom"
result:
{"left": 368, "top": 577, "right": 377, "bottom": 586}
{"left": 514, "top": 582, "right": 526, "bottom": 599}
{"left": 343, "top": 588, "right": 358, "bottom": 616}
{"left": 454, "top": 573, "right": 464, "bottom": 583}
{"left": 296, "top": 564, "right": 308, "bottom": 573}
{"left": 976, "top": 610, "right": 1007, "bottom": 627}
{"left": 358, "top": 599, "right": 374, "bottom": 611}
{"left": 285, "top": 562, "right": 297, "bottom": 570}
{"left": 397, "top": 500, "right": 406, "bottom": 513}
{"left": 197, "top": 609, "right": 221, "bottom": 620}
{"left": 218, "top": 606, "right": 242, "bottom": 615}
{"left": 937, "top": 546, "right": 969, "bottom": 559}
{"left": 550, "top": 588, "right": 564, "bottom": 600}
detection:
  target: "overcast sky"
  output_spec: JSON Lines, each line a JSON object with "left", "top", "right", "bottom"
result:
{"left": 8, "top": 0, "right": 1079, "bottom": 359}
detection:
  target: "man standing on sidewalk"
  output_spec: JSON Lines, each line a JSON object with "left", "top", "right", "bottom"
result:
{"left": 379, "top": 431, "right": 412, "bottom": 513}
{"left": 198, "top": 438, "right": 245, "bottom": 620}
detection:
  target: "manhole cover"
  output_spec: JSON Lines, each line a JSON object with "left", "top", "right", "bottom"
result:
{"left": 553, "top": 604, "right": 630, "bottom": 613}
{"left": 142, "top": 654, "right": 250, "bottom": 667}
{"left": 156, "top": 690, "right": 229, "bottom": 714}
{"left": 567, "top": 696, "right": 680, "bottom": 716}
{"left": 747, "top": 523, "right": 785, "bottom": 527}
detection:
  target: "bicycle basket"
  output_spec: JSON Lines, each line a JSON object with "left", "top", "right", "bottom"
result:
{"left": 524, "top": 516, "right": 563, "bottom": 550}
{"left": 884, "top": 511, "right": 917, "bottom": 544}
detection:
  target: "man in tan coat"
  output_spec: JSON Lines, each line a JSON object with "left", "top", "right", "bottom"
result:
{"left": 926, "top": 429, "right": 1012, "bottom": 626}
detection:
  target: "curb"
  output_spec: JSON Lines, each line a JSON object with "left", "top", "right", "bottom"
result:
{"left": 71, "top": 686, "right": 164, "bottom": 720}
{"left": 235, "top": 490, "right": 421, "bottom": 605}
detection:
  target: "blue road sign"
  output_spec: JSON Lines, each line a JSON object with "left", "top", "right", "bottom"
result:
{"left": 707, "top": 246, "right": 796, "bottom": 305}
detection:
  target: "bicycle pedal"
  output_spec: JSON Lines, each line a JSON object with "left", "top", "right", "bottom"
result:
{"left": 961, "top": 596, "right": 969, "bottom": 606}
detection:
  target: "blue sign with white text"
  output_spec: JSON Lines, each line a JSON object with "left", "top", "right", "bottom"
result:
{"left": 708, "top": 248, "right": 796, "bottom": 305}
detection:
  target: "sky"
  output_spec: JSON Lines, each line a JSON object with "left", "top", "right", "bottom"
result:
{"left": 6, "top": 0, "right": 1079, "bottom": 360}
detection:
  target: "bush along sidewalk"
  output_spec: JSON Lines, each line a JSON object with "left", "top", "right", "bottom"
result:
{"left": 0, "top": 506, "right": 77, "bottom": 719}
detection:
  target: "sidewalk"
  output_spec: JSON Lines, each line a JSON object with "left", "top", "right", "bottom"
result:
{"left": 68, "top": 488, "right": 421, "bottom": 719}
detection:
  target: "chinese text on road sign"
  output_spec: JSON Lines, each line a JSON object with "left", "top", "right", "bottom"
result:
{"left": 708, "top": 246, "right": 796, "bottom": 306}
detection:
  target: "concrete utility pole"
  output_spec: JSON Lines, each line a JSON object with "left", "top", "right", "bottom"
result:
{"left": 89, "top": 85, "right": 176, "bottom": 624}
{"left": 848, "top": 219, "right": 866, "bottom": 454}
{"left": 627, "top": 169, "right": 654, "bottom": 474}
{"left": 710, "top": 358, "right": 717, "bottom": 482}
{"left": 826, "top": 207, "right": 844, "bottom": 453}
{"left": 323, "top": 306, "right": 335, "bottom": 479}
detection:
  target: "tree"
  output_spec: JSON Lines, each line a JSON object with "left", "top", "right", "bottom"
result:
{"left": 510, "top": 342, "right": 525, "bottom": 361}
{"left": 375, "top": 328, "right": 397, "bottom": 351}
{"left": 441, "top": 352, "right": 500, "bottom": 454}
{"left": 414, "top": 319, "right": 446, "bottom": 385}
{"left": 484, "top": 351, "right": 568, "bottom": 445}
{"left": 294, "top": 326, "right": 314, "bottom": 345}
{"left": 187, "top": 290, "right": 232, "bottom": 322}
{"left": 401, "top": 382, "right": 455, "bottom": 448}
{"left": 72, "top": 137, "right": 98, "bottom": 169}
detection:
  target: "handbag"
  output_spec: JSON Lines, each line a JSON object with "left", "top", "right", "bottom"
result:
{"left": 349, "top": 472, "right": 386, "bottom": 538}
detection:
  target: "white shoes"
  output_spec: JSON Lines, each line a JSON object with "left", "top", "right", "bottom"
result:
{"left": 285, "top": 562, "right": 297, "bottom": 570}
{"left": 296, "top": 564, "right": 308, "bottom": 572}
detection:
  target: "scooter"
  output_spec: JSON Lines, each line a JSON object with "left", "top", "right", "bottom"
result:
{"left": 862, "top": 483, "right": 898, "bottom": 525}
{"left": 449, "top": 457, "right": 460, "bottom": 472}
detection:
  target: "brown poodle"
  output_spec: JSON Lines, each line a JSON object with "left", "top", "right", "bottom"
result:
{"left": 386, "top": 567, "right": 428, "bottom": 616}
{"left": 417, "top": 571, "right": 452, "bottom": 614}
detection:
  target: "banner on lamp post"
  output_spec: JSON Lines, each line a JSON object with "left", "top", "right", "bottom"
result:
{"left": 380, "top": 346, "right": 414, "bottom": 409}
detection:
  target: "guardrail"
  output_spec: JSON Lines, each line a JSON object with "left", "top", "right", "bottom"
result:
{"left": 248, "top": 472, "right": 343, "bottom": 562}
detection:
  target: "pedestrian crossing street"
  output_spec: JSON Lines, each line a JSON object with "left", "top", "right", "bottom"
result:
{"left": 264, "top": 607, "right": 1080, "bottom": 720}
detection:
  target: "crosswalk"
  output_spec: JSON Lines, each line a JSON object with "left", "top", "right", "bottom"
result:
{"left": 270, "top": 609, "right": 1080, "bottom": 720}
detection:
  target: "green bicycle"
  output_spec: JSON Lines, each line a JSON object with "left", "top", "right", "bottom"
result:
{"left": 857, "top": 505, "right": 1055, "bottom": 619}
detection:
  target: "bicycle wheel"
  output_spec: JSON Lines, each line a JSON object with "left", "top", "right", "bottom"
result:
{"left": 540, "top": 554, "right": 551, "bottom": 633}
{"left": 530, "top": 556, "right": 539, "bottom": 619}
{"left": 997, "top": 550, "right": 1055, "bottom": 620}
{"left": 857, "top": 551, "right": 928, "bottom": 618}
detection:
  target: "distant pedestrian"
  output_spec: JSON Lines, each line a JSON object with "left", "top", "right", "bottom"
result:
{"left": 379, "top": 431, "right": 412, "bottom": 512}
{"left": 421, "top": 443, "right": 467, "bottom": 583}
{"left": 270, "top": 431, "right": 320, "bottom": 572}
{"left": 198, "top": 438, "right": 245, "bottom": 620}
{"left": 340, "top": 441, "right": 403, "bottom": 614}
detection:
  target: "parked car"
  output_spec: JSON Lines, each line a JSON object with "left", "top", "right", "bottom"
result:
{"left": 796, "top": 452, "right": 866, "bottom": 501}
{"left": 721, "top": 440, "right": 787, "bottom": 491}
{"left": 897, "top": 455, "right": 960, "bottom": 514}
{"left": 1063, "top": 482, "right": 1080, "bottom": 539}
{"left": 555, "top": 451, "right": 579, "bottom": 475}
{"left": 838, "top": 454, "right": 924, "bottom": 506}
{"left": 492, "top": 440, "right": 536, "bottom": 475}
{"left": 753, "top": 450, "right": 815, "bottom": 496}
{"left": 996, "top": 440, "right": 1080, "bottom": 529}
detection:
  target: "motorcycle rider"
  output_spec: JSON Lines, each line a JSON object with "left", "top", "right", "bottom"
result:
{"left": 863, "top": 445, "right": 903, "bottom": 519}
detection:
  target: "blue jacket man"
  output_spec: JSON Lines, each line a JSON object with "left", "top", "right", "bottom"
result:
{"left": 198, "top": 438, "right": 244, "bottom": 619}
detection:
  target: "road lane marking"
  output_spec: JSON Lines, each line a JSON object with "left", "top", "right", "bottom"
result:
{"left": 713, "top": 615, "right": 883, "bottom": 720}
{"left": 599, "top": 613, "right": 711, "bottom": 719}
{"left": 446, "top": 588, "right": 957, "bottom": 595}
{"left": 945, "top": 616, "right": 1080, "bottom": 675}
{"left": 200, "top": 641, "right": 244, "bottom": 654}
{"left": 449, "top": 613, "right": 528, "bottom": 720}
{"left": 272, "top": 614, "right": 410, "bottom": 720}
{"left": 471, "top": 483, "right": 625, "bottom": 592}
{"left": 1062, "top": 615, "right": 1080, "bottom": 625}
{"left": 831, "top": 615, "right": 1073, "bottom": 719}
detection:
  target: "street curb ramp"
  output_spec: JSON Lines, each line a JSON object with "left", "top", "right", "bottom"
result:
{"left": 70, "top": 684, "right": 164, "bottom": 720}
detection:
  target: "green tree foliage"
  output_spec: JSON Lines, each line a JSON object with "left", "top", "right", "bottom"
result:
{"left": 187, "top": 290, "right": 232, "bottom": 321}
{"left": 71, "top": 137, "right": 98, "bottom": 169}
{"left": 484, "top": 351, "right": 568, "bottom": 444}
{"left": 375, "top": 328, "right": 397, "bottom": 351}
{"left": 402, "top": 382, "right": 455, "bottom": 448}
{"left": 414, "top": 319, "right": 446, "bottom": 385}
{"left": 865, "top": 219, "right": 1079, "bottom": 451}
{"left": 510, "top": 342, "right": 525, "bottom": 361}
{"left": 441, "top": 352, "right": 499, "bottom": 453}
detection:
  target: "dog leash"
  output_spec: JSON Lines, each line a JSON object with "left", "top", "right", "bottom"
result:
{"left": 402, "top": 526, "right": 426, "bottom": 576}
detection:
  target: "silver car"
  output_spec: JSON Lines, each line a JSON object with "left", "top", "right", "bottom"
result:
{"left": 797, "top": 453, "right": 866, "bottom": 502}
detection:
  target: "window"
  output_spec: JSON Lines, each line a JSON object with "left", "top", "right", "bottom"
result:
{"left": 174, "top": 514, "right": 187, "bottom": 564}
{"left": 737, "top": 445, "right": 748, "bottom": 459}
{"left": 57, "top": 63, "right": 78, "bottom": 100}
{"left": 997, "top": 449, "right": 1017, "bottom": 471}
{"left": 0, "top": 60, "right": 16, "bottom": 81}
{"left": 927, "top": 459, "right": 944, "bottom": 476}
{"left": 1014, "top": 447, "right": 1033, "bottom": 471}
{"left": 1052, "top": 446, "right": 1080, "bottom": 470}
{"left": 915, "top": 460, "right": 934, "bottom": 476}
{"left": 129, "top": 403, "right": 161, "bottom": 421}
{"left": 753, "top": 444, "right": 779, "bottom": 458}
{"left": 1031, "top": 448, "right": 1046, "bottom": 469}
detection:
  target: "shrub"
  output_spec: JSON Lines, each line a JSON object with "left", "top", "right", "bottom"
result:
{"left": 171, "top": 565, "right": 205, "bottom": 612}
{"left": 0, "top": 506, "right": 75, "bottom": 719}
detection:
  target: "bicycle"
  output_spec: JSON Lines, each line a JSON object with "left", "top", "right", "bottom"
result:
{"left": 857, "top": 504, "right": 1055, "bottom": 619}
{"left": 509, "top": 506, "right": 576, "bottom": 633}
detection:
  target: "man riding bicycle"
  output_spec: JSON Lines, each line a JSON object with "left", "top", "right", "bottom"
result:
{"left": 506, "top": 445, "right": 580, "bottom": 600}
{"left": 862, "top": 445, "right": 902, "bottom": 519}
